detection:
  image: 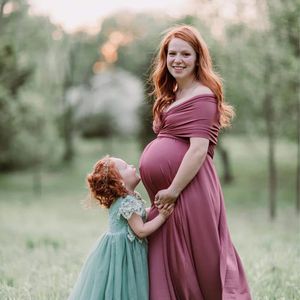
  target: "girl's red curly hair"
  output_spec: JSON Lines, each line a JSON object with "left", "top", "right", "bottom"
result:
{"left": 86, "top": 156, "right": 128, "bottom": 208}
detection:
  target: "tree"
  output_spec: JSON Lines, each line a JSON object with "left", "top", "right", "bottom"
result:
{"left": 266, "top": 0, "right": 300, "bottom": 213}
{"left": 0, "top": 0, "right": 65, "bottom": 171}
{"left": 263, "top": 0, "right": 300, "bottom": 217}
{"left": 0, "top": 5, "right": 32, "bottom": 170}
{"left": 219, "top": 0, "right": 299, "bottom": 218}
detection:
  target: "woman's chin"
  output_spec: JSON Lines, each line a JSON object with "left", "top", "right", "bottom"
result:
{"left": 171, "top": 72, "right": 193, "bottom": 80}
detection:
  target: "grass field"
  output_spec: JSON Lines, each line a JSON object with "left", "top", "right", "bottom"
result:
{"left": 0, "top": 136, "right": 299, "bottom": 299}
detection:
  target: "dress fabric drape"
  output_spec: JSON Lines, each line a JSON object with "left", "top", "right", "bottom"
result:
{"left": 139, "top": 95, "right": 252, "bottom": 300}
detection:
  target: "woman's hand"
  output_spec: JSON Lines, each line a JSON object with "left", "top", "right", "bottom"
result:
{"left": 154, "top": 188, "right": 179, "bottom": 206}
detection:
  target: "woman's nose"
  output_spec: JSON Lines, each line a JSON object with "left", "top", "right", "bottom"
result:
{"left": 174, "top": 55, "right": 183, "bottom": 63}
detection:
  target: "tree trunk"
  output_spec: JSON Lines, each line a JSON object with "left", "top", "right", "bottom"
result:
{"left": 62, "top": 46, "right": 75, "bottom": 162}
{"left": 266, "top": 109, "right": 277, "bottom": 220}
{"left": 264, "top": 57, "right": 277, "bottom": 220}
{"left": 296, "top": 86, "right": 300, "bottom": 214}
{"left": 290, "top": 24, "right": 300, "bottom": 214}
{"left": 218, "top": 137, "right": 234, "bottom": 184}
{"left": 33, "top": 164, "right": 42, "bottom": 197}
{"left": 62, "top": 106, "right": 74, "bottom": 162}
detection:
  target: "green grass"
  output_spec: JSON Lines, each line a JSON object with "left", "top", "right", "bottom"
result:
{"left": 0, "top": 136, "right": 299, "bottom": 299}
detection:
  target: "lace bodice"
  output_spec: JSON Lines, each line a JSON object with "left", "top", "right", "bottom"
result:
{"left": 108, "top": 193, "right": 147, "bottom": 243}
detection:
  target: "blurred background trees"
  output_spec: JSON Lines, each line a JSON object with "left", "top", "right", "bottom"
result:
{"left": 0, "top": 0, "right": 298, "bottom": 218}
{"left": 1, "top": 2, "right": 299, "bottom": 298}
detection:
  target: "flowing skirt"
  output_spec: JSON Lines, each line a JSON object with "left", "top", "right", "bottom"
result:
{"left": 68, "top": 232, "right": 148, "bottom": 300}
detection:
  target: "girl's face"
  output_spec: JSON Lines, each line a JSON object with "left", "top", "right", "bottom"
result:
{"left": 166, "top": 37, "right": 197, "bottom": 81}
{"left": 111, "top": 158, "right": 140, "bottom": 190}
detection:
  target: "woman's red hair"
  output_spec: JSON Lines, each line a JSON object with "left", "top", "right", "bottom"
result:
{"left": 86, "top": 156, "right": 128, "bottom": 208}
{"left": 151, "top": 24, "right": 234, "bottom": 128}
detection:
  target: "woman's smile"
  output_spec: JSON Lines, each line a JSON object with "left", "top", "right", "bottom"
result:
{"left": 173, "top": 66, "right": 185, "bottom": 72}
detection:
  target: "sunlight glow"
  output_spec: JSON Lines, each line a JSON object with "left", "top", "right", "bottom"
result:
{"left": 3, "top": 2, "right": 17, "bottom": 15}
{"left": 101, "top": 42, "right": 118, "bottom": 63}
{"left": 52, "top": 29, "right": 63, "bottom": 41}
{"left": 93, "top": 61, "right": 107, "bottom": 74}
{"left": 27, "top": 0, "right": 187, "bottom": 33}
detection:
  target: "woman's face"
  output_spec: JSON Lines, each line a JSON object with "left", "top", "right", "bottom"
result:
{"left": 166, "top": 38, "right": 197, "bottom": 81}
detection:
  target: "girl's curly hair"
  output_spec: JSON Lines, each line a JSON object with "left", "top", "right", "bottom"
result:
{"left": 86, "top": 156, "right": 128, "bottom": 208}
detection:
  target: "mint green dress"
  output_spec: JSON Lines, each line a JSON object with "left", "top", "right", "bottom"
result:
{"left": 68, "top": 194, "right": 148, "bottom": 300}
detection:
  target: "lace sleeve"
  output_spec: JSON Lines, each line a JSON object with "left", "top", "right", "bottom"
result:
{"left": 118, "top": 195, "right": 145, "bottom": 220}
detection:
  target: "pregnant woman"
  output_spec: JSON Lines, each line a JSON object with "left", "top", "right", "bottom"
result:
{"left": 139, "top": 25, "right": 251, "bottom": 300}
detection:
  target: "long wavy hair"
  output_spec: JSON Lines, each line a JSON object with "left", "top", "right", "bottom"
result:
{"left": 86, "top": 156, "right": 128, "bottom": 208}
{"left": 151, "top": 25, "right": 234, "bottom": 128}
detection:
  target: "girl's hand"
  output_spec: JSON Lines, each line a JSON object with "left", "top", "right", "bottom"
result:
{"left": 157, "top": 203, "right": 174, "bottom": 220}
{"left": 154, "top": 188, "right": 179, "bottom": 206}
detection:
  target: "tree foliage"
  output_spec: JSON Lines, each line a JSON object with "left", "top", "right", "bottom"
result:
{"left": 0, "top": 0, "right": 298, "bottom": 178}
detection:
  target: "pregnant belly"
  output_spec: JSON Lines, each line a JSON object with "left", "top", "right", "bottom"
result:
{"left": 139, "top": 137, "right": 189, "bottom": 200}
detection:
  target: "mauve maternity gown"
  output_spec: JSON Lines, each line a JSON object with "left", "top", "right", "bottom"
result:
{"left": 139, "top": 94, "right": 251, "bottom": 300}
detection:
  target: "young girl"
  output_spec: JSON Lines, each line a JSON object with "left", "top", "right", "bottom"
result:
{"left": 68, "top": 155, "right": 173, "bottom": 300}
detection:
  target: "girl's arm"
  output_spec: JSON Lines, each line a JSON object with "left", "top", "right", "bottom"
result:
{"left": 145, "top": 207, "right": 151, "bottom": 217}
{"left": 128, "top": 205, "right": 173, "bottom": 239}
{"left": 155, "top": 137, "right": 209, "bottom": 205}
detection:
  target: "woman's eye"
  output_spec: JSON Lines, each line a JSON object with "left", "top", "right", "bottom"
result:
{"left": 168, "top": 52, "right": 176, "bottom": 56}
{"left": 183, "top": 53, "right": 190, "bottom": 56}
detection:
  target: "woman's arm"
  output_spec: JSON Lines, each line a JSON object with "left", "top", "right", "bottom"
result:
{"left": 128, "top": 205, "right": 174, "bottom": 239}
{"left": 155, "top": 137, "right": 209, "bottom": 205}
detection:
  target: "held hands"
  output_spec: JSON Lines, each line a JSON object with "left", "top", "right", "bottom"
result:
{"left": 157, "top": 203, "right": 175, "bottom": 220}
{"left": 154, "top": 188, "right": 179, "bottom": 221}
{"left": 154, "top": 187, "right": 179, "bottom": 206}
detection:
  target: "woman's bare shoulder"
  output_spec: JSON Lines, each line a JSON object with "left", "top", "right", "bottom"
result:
{"left": 193, "top": 84, "right": 214, "bottom": 96}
